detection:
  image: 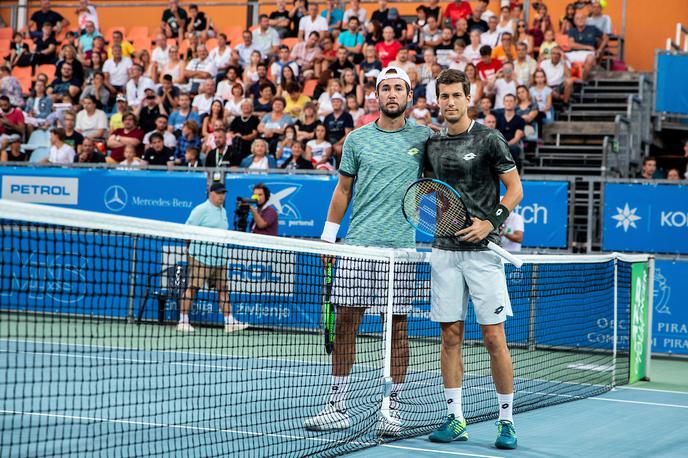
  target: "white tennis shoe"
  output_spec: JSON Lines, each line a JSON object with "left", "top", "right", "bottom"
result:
{"left": 377, "top": 408, "right": 402, "bottom": 437}
{"left": 224, "top": 315, "right": 248, "bottom": 333}
{"left": 176, "top": 322, "right": 195, "bottom": 333}
{"left": 303, "top": 402, "right": 350, "bottom": 431}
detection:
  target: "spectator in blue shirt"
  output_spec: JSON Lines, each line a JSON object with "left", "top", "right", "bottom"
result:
{"left": 78, "top": 20, "right": 101, "bottom": 54}
{"left": 321, "top": 0, "right": 344, "bottom": 36}
{"left": 337, "top": 17, "right": 365, "bottom": 63}
{"left": 168, "top": 92, "right": 201, "bottom": 137}
{"left": 173, "top": 119, "right": 201, "bottom": 165}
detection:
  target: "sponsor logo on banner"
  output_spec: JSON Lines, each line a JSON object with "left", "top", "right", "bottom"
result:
{"left": 2, "top": 176, "right": 78, "bottom": 204}
{"left": 250, "top": 182, "right": 315, "bottom": 230}
{"left": 611, "top": 203, "right": 642, "bottom": 232}
{"left": 103, "top": 185, "right": 194, "bottom": 213}
{"left": 654, "top": 268, "right": 671, "bottom": 315}
{"left": 513, "top": 202, "right": 548, "bottom": 224}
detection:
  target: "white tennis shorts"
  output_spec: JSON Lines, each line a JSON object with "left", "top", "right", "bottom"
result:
{"left": 430, "top": 248, "right": 512, "bottom": 325}
{"left": 331, "top": 249, "right": 416, "bottom": 315}
{"left": 566, "top": 50, "right": 595, "bottom": 63}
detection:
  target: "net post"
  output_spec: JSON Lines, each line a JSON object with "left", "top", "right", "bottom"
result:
{"left": 126, "top": 235, "right": 139, "bottom": 323}
{"left": 645, "top": 256, "right": 655, "bottom": 381}
{"left": 380, "top": 251, "right": 395, "bottom": 423}
{"left": 528, "top": 263, "right": 538, "bottom": 351}
{"left": 612, "top": 255, "right": 618, "bottom": 389}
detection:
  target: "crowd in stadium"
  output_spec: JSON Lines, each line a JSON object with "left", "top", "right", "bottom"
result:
{"left": 1, "top": 0, "right": 683, "bottom": 177}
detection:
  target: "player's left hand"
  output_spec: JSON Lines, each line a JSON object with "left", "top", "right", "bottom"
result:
{"left": 456, "top": 218, "right": 493, "bottom": 243}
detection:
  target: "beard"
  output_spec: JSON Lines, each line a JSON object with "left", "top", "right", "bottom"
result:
{"left": 380, "top": 102, "right": 406, "bottom": 119}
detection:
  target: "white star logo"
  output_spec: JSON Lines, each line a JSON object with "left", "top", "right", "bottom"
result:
{"left": 611, "top": 203, "right": 641, "bottom": 232}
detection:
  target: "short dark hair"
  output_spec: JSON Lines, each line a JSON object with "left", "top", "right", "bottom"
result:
{"left": 186, "top": 146, "right": 199, "bottom": 157}
{"left": 149, "top": 132, "right": 164, "bottom": 143}
{"left": 82, "top": 95, "right": 97, "bottom": 104}
{"left": 50, "top": 127, "right": 66, "bottom": 141}
{"left": 162, "top": 73, "right": 173, "bottom": 82}
{"left": 435, "top": 69, "right": 471, "bottom": 99}
{"left": 279, "top": 44, "right": 289, "bottom": 51}
{"left": 259, "top": 13, "right": 269, "bottom": 20}
{"left": 156, "top": 114, "right": 169, "bottom": 121}
{"left": 285, "top": 82, "right": 301, "bottom": 94}
{"left": 479, "top": 45, "right": 492, "bottom": 56}
{"left": 308, "top": 31, "right": 320, "bottom": 40}
{"left": 253, "top": 183, "right": 271, "bottom": 201}
{"left": 503, "top": 93, "right": 517, "bottom": 101}
{"left": 642, "top": 155, "right": 657, "bottom": 165}
{"left": 0, "top": 95, "right": 9, "bottom": 104}
{"left": 272, "top": 96, "right": 286, "bottom": 107}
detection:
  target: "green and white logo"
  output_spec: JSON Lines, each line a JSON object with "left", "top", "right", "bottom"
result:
{"left": 407, "top": 147, "right": 420, "bottom": 156}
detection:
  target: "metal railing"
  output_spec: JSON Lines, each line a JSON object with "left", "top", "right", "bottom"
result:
{"left": 666, "top": 23, "right": 688, "bottom": 52}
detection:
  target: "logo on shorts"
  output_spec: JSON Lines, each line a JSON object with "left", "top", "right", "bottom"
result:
{"left": 407, "top": 147, "right": 420, "bottom": 156}
{"left": 447, "top": 399, "right": 453, "bottom": 404}
{"left": 463, "top": 153, "right": 477, "bottom": 161}
{"left": 501, "top": 403, "right": 509, "bottom": 409}
{"left": 495, "top": 306, "right": 504, "bottom": 314}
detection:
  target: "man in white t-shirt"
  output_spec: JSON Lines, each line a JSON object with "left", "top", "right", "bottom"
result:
{"left": 125, "top": 64, "right": 156, "bottom": 109}
{"left": 43, "top": 127, "right": 76, "bottom": 164}
{"left": 192, "top": 79, "right": 215, "bottom": 115}
{"left": 480, "top": 16, "right": 501, "bottom": 48}
{"left": 252, "top": 14, "right": 280, "bottom": 57}
{"left": 209, "top": 33, "right": 233, "bottom": 76}
{"left": 151, "top": 33, "right": 170, "bottom": 68}
{"left": 75, "top": 95, "right": 108, "bottom": 139}
{"left": 500, "top": 209, "right": 524, "bottom": 252}
{"left": 103, "top": 44, "right": 133, "bottom": 93}
{"left": 488, "top": 62, "right": 517, "bottom": 110}
{"left": 586, "top": 0, "right": 612, "bottom": 35}
{"left": 299, "top": 2, "right": 328, "bottom": 41}
{"left": 539, "top": 46, "right": 573, "bottom": 103}
{"left": 184, "top": 45, "right": 217, "bottom": 92}
{"left": 233, "top": 30, "right": 257, "bottom": 67}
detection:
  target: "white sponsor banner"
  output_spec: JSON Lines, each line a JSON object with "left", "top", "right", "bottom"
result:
{"left": 2, "top": 176, "right": 79, "bottom": 205}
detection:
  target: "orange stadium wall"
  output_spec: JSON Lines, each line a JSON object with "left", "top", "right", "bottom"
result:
{"left": 15, "top": 1, "right": 688, "bottom": 71}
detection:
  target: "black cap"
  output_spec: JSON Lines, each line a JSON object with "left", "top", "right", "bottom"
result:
{"left": 209, "top": 182, "right": 226, "bottom": 193}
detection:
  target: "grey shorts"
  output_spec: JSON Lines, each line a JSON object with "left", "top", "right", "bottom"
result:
{"left": 430, "top": 248, "right": 512, "bottom": 325}
{"left": 331, "top": 250, "right": 416, "bottom": 315}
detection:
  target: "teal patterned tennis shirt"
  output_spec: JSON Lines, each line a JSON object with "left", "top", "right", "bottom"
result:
{"left": 339, "top": 119, "right": 433, "bottom": 248}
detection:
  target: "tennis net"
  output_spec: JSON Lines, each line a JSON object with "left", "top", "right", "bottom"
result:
{"left": 0, "top": 200, "right": 652, "bottom": 457}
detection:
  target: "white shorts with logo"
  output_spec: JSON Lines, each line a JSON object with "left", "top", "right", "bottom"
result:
{"left": 331, "top": 249, "right": 416, "bottom": 315}
{"left": 430, "top": 248, "right": 512, "bottom": 325}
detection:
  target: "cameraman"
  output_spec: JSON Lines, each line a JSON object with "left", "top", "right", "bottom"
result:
{"left": 249, "top": 183, "right": 278, "bottom": 236}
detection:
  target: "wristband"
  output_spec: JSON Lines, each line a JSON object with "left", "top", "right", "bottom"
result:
{"left": 320, "top": 221, "right": 340, "bottom": 243}
{"left": 486, "top": 204, "right": 509, "bottom": 230}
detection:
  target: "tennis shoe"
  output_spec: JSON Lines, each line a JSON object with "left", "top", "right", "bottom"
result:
{"left": 428, "top": 414, "right": 468, "bottom": 443}
{"left": 495, "top": 420, "right": 517, "bottom": 450}
{"left": 377, "top": 408, "right": 402, "bottom": 437}
{"left": 303, "top": 402, "right": 350, "bottom": 431}
{"left": 224, "top": 316, "right": 248, "bottom": 333}
{"left": 176, "top": 322, "right": 194, "bottom": 333}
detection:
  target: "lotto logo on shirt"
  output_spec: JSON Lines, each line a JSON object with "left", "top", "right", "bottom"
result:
{"left": 1, "top": 176, "right": 79, "bottom": 205}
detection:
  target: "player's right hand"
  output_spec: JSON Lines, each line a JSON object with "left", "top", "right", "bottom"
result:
{"left": 321, "top": 254, "right": 335, "bottom": 268}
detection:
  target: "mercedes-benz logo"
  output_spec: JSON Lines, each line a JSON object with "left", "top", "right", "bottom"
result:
{"left": 104, "top": 185, "right": 128, "bottom": 212}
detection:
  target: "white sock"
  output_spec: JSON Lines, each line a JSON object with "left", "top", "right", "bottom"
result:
{"left": 179, "top": 314, "right": 189, "bottom": 324}
{"left": 445, "top": 387, "right": 464, "bottom": 421}
{"left": 497, "top": 393, "right": 514, "bottom": 423}
{"left": 224, "top": 315, "right": 233, "bottom": 325}
{"left": 329, "top": 376, "right": 349, "bottom": 411}
{"left": 390, "top": 383, "right": 403, "bottom": 411}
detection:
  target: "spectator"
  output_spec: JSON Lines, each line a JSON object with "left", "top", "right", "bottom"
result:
{"left": 151, "top": 33, "right": 170, "bottom": 70}
{"left": 0, "top": 66, "right": 24, "bottom": 108}
{"left": 409, "top": 95, "right": 432, "bottom": 126}
{"left": 289, "top": 0, "right": 309, "bottom": 38}
{"left": 495, "top": 93, "right": 525, "bottom": 172}
{"left": 61, "top": 110, "right": 84, "bottom": 153}
{"left": 281, "top": 140, "right": 313, "bottom": 170}
{"left": 317, "top": 77, "right": 342, "bottom": 119}
{"left": 477, "top": 46, "right": 502, "bottom": 83}
{"left": 48, "top": 62, "right": 81, "bottom": 101}
{"left": 74, "top": 137, "right": 106, "bottom": 163}
{"left": 295, "top": 102, "right": 321, "bottom": 142}
{"left": 496, "top": 5, "right": 516, "bottom": 36}
{"left": 464, "top": 63, "right": 483, "bottom": 107}
{"left": 201, "top": 99, "right": 225, "bottom": 138}
{"left": 291, "top": 31, "right": 322, "bottom": 80}
{"left": 329, "top": 48, "right": 356, "bottom": 81}
{"left": 137, "top": 49, "right": 157, "bottom": 82}
{"left": 321, "top": 0, "right": 344, "bottom": 36}
{"left": 248, "top": 63, "right": 276, "bottom": 100}
{"left": 1, "top": 138, "right": 26, "bottom": 162}
{"left": 184, "top": 146, "right": 201, "bottom": 167}
{"left": 270, "top": 0, "right": 292, "bottom": 38}
{"left": 136, "top": 88, "right": 166, "bottom": 134}
{"left": 435, "top": 27, "right": 456, "bottom": 67}
{"left": 424, "top": 62, "right": 443, "bottom": 110}
{"left": 448, "top": 40, "right": 469, "bottom": 71}
{"left": 338, "top": 17, "right": 365, "bottom": 63}
{"left": 540, "top": 46, "right": 574, "bottom": 104}
{"left": 106, "top": 95, "right": 126, "bottom": 130}
{"left": 0, "top": 96, "right": 25, "bottom": 151}
{"left": 489, "top": 62, "right": 517, "bottom": 110}
{"left": 284, "top": 82, "right": 311, "bottom": 118}
{"left": 638, "top": 156, "right": 664, "bottom": 179}
{"left": 299, "top": 2, "right": 328, "bottom": 42}
{"left": 157, "top": 74, "right": 179, "bottom": 113}
{"left": 530, "top": 69, "right": 554, "bottom": 126}
{"left": 375, "top": 26, "right": 402, "bottom": 68}
{"left": 566, "top": 12, "right": 607, "bottom": 80}
{"left": 83, "top": 45, "right": 105, "bottom": 84}
{"left": 107, "top": 112, "right": 144, "bottom": 162}
{"left": 530, "top": 2, "right": 553, "bottom": 50}
{"left": 271, "top": 45, "right": 299, "bottom": 86}
{"left": 476, "top": 96, "right": 493, "bottom": 120}
{"left": 454, "top": 18, "right": 471, "bottom": 47}
{"left": 278, "top": 66, "right": 300, "bottom": 96}
{"left": 323, "top": 92, "right": 353, "bottom": 162}
{"left": 186, "top": 3, "right": 213, "bottom": 39}
{"left": 500, "top": 208, "right": 524, "bottom": 252}
{"left": 514, "top": 20, "right": 534, "bottom": 56}
{"left": 143, "top": 114, "right": 176, "bottom": 148}
{"left": 78, "top": 21, "right": 101, "bottom": 55}
{"left": 443, "top": 0, "right": 473, "bottom": 29}
{"left": 276, "top": 124, "right": 297, "bottom": 166}
{"left": 75, "top": 95, "right": 107, "bottom": 139}
{"left": 29, "top": 0, "right": 68, "bottom": 37}
{"left": 58, "top": 44, "right": 85, "bottom": 85}
{"left": 390, "top": 48, "right": 417, "bottom": 74}
{"left": 142, "top": 131, "right": 175, "bottom": 166}
{"left": 258, "top": 96, "right": 294, "bottom": 153}
{"left": 103, "top": 44, "right": 133, "bottom": 95}
{"left": 174, "top": 119, "right": 201, "bottom": 165}
{"left": 515, "top": 85, "right": 539, "bottom": 136}
{"left": 32, "top": 21, "right": 59, "bottom": 65}
{"left": 492, "top": 32, "right": 517, "bottom": 63}
{"left": 356, "top": 92, "right": 380, "bottom": 127}
{"left": 481, "top": 15, "right": 501, "bottom": 48}
{"left": 341, "top": 68, "right": 363, "bottom": 105}
{"left": 124, "top": 64, "right": 155, "bottom": 109}
{"left": 240, "top": 138, "right": 277, "bottom": 169}
{"left": 80, "top": 71, "right": 109, "bottom": 108}
{"left": 467, "top": 4, "right": 489, "bottom": 33}
{"left": 192, "top": 78, "right": 216, "bottom": 116}
{"left": 364, "top": 20, "right": 383, "bottom": 47}
{"left": 234, "top": 30, "right": 258, "bottom": 68}
{"left": 242, "top": 51, "right": 263, "bottom": 86}
{"left": 204, "top": 126, "right": 234, "bottom": 166}
{"left": 162, "top": 0, "right": 188, "bottom": 41}
{"left": 319, "top": 36, "right": 338, "bottom": 74}
{"left": 24, "top": 80, "right": 53, "bottom": 129}
{"left": 383, "top": 8, "right": 407, "bottom": 42}
{"left": 160, "top": 44, "right": 185, "bottom": 85}
{"left": 229, "top": 99, "right": 260, "bottom": 161}
{"left": 358, "top": 48, "right": 382, "bottom": 84}
{"left": 538, "top": 29, "right": 557, "bottom": 62}
{"left": 346, "top": 94, "right": 364, "bottom": 125}
{"left": 513, "top": 42, "right": 537, "bottom": 86}
{"left": 254, "top": 83, "right": 276, "bottom": 117}
{"left": 253, "top": 14, "right": 280, "bottom": 58}
{"left": 118, "top": 144, "right": 142, "bottom": 168}
{"left": 107, "top": 31, "right": 135, "bottom": 59}
{"left": 249, "top": 183, "right": 279, "bottom": 235}
{"left": 666, "top": 168, "right": 680, "bottom": 181}
{"left": 210, "top": 34, "right": 232, "bottom": 79}
{"left": 216, "top": 66, "right": 243, "bottom": 100}
{"left": 84, "top": 35, "right": 107, "bottom": 65}
{"left": 185, "top": 45, "right": 217, "bottom": 94}
{"left": 587, "top": 0, "right": 612, "bottom": 35}
{"left": 43, "top": 127, "right": 76, "bottom": 164}
{"left": 76, "top": 0, "right": 99, "bottom": 32}
{"left": 463, "top": 30, "right": 483, "bottom": 66}
{"left": 8, "top": 32, "right": 32, "bottom": 68}
{"left": 169, "top": 92, "right": 202, "bottom": 137}
{"left": 422, "top": 0, "right": 442, "bottom": 21}
{"left": 420, "top": 15, "right": 442, "bottom": 49}
{"left": 371, "top": 0, "right": 391, "bottom": 24}
{"left": 223, "top": 83, "right": 246, "bottom": 121}
{"left": 343, "top": 0, "right": 368, "bottom": 25}
{"left": 483, "top": 112, "right": 497, "bottom": 129}
{"left": 560, "top": 3, "right": 576, "bottom": 34}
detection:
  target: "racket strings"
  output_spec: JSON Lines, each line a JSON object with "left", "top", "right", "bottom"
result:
{"left": 403, "top": 180, "right": 468, "bottom": 237}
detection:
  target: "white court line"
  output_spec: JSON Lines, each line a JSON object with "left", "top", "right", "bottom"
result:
{"left": 380, "top": 443, "right": 505, "bottom": 458}
{"left": 0, "top": 409, "right": 377, "bottom": 448}
{"left": 586, "top": 397, "right": 688, "bottom": 409}
{"left": 618, "top": 386, "right": 688, "bottom": 395}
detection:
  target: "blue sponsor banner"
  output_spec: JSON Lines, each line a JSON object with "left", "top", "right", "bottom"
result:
{"left": 603, "top": 183, "right": 688, "bottom": 254}
{"left": 0, "top": 168, "right": 208, "bottom": 224}
{"left": 655, "top": 53, "right": 688, "bottom": 115}
{"left": 651, "top": 260, "right": 688, "bottom": 355}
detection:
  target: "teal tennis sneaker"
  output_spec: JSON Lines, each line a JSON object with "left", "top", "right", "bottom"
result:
{"left": 428, "top": 414, "right": 468, "bottom": 443}
{"left": 495, "top": 420, "right": 517, "bottom": 449}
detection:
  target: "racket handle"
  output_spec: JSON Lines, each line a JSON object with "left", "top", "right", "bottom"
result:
{"left": 486, "top": 241, "right": 524, "bottom": 268}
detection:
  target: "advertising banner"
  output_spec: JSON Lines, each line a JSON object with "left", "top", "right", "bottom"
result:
{"left": 651, "top": 259, "right": 688, "bottom": 355}
{"left": 629, "top": 262, "right": 650, "bottom": 383}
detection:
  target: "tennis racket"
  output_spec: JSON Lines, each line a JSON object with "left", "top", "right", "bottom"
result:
{"left": 322, "top": 261, "right": 335, "bottom": 354}
{"left": 402, "top": 178, "right": 523, "bottom": 268}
